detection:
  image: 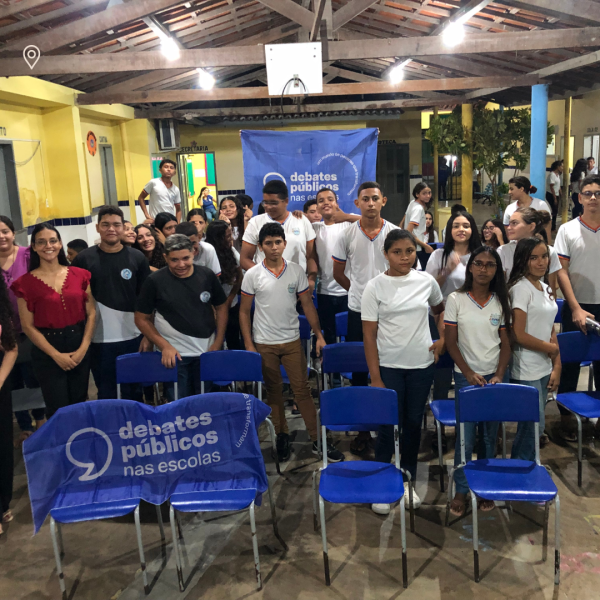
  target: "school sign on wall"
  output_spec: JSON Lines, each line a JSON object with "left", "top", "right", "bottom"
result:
{"left": 241, "top": 128, "right": 379, "bottom": 214}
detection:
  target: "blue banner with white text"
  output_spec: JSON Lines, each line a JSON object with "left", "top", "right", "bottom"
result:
{"left": 23, "top": 394, "right": 270, "bottom": 533}
{"left": 241, "top": 128, "right": 379, "bottom": 214}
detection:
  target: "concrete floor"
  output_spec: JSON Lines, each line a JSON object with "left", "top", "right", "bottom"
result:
{"left": 3, "top": 385, "right": 600, "bottom": 600}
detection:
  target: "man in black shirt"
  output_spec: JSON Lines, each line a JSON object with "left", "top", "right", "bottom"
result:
{"left": 135, "top": 234, "right": 228, "bottom": 400}
{"left": 72, "top": 206, "right": 151, "bottom": 400}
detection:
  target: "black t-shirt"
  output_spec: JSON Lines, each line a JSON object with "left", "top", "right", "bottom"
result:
{"left": 136, "top": 265, "right": 227, "bottom": 341}
{"left": 72, "top": 245, "right": 151, "bottom": 343}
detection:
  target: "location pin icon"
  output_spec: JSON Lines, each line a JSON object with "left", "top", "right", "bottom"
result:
{"left": 23, "top": 45, "right": 41, "bottom": 70}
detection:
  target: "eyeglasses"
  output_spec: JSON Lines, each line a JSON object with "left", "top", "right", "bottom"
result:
{"left": 482, "top": 226, "right": 495, "bottom": 231}
{"left": 581, "top": 191, "right": 600, "bottom": 199}
{"left": 472, "top": 261, "right": 497, "bottom": 270}
{"left": 35, "top": 238, "right": 59, "bottom": 247}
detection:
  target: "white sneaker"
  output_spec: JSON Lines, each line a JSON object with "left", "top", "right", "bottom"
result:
{"left": 371, "top": 503, "right": 391, "bottom": 515}
{"left": 404, "top": 482, "right": 421, "bottom": 509}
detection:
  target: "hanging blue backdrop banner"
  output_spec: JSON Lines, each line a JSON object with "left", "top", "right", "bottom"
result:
{"left": 241, "top": 128, "right": 379, "bottom": 214}
{"left": 23, "top": 394, "right": 270, "bottom": 533}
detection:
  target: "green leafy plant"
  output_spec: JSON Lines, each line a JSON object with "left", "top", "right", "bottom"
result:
{"left": 426, "top": 105, "right": 552, "bottom": 214}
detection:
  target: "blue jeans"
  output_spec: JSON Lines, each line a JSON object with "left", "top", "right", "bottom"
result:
{"left": 510, "top": 374, "right": 550, "bottom": 461}
{"left": 165, "top": 356, "right": 201, "bottom": 402}
{"left": 91, "top": 336, "right": 143, "bottom": 401}
{"left": 374, "top": 364, "right": 435, "bottom": 481}
{"left": 453, "top": 371, "right": 501, "bottom": 495}
{"left": 204, "top": 204, "right": 217, "bottom": 222}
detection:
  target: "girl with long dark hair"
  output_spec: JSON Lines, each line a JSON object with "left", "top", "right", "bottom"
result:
{"left": 197, "top": 186, "right": 217, "bottom": 222}
{"left": 11, "top": 224, "right": 96, "bottom": 419}
{"left": 362, "top": 229, "right": 445, "bottom": 514}
{"left": 481, "top": 218, "right": 507, "bottom": 250}
{"left": 508, "top": 237, "right": 561, "bottom": 456}
{"left": 0, "top": 215, "right": 45, "bottom": 439}
{"left": 445, "top": 246, "right": 512, "bottom": 517}
{"left": 0, "top": 272, "right": 18, "bottom": 534}
{"left": 186, "top": 208, "right": 208, "bottom": 238}
{"left": 205, "top": 220, "right": 243, "bottom": 350}
{"left": 133, "top": 224, "right": 166, "bottom": 271}
{"left": 503, "top": 176, "right": 551, "bottom": 239}
{"left": 218, "top": 196, "right": 246, "bottom": 251}
{"left": 424, "top": 211, "right": 439, "bottom": 244}
{"left": 153, "top": 212, "right": 178, "bottom": 244}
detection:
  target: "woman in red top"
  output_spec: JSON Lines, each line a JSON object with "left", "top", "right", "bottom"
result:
{"left": 11, "top": 224, "right": 96, "bottom": 419}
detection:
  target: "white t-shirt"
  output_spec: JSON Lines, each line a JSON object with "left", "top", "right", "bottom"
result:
{"left": 444, "top": 291, "right": 506, "bottom": 375}
{"left": 143, "top": 178, "right": 181, "bottom": 218}
{"left": 546, "top": 171, "right": 561, "bottom": 195}
{"left": 554, "top": 217, "right": 600, "bottom": 303}
{"left": 405, "top": 200, "right": 427, "bottom": 242}
{"left": 332, "top": 219, "right": 400, "bottom": 312}
{"left": 588, "top": 166, "right": 598, "bottom": 176}
{"left": 503, "top": 198, "right": 551, "bottom": 226}
{"left": 242, "top": 212, "right": 316, "bottom": 271}
{"left": 361, "top": 271, "right": 443, "bottom": 370}
{"left": 313, "top": 221, "right": 350, "bottom": 296}
{"left": 498, "top": 240, "right": 561, "bottom": 281}
{"left": 194, "top": 241, "right": 221, "bottom": 276}
{"left": 425, "top": 249, "right": 470, "bottom": 300}
{"left": 221, "top": 247, "right": 240, "bottom": 308}
{"left": 510, "top": 278, "right": 557, "bottom": 380}
{"left": 241, "top": 259, "right": 309, "bottom": 345}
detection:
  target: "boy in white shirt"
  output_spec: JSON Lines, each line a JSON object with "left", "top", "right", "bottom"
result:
{"left": 138, "top": 159, "right": 182, "bottom": 223}
{"left": 239, "top": 222, "right": 343, "bottom": 463}
{"left": 241, "top": 180, "right": 316, "bottom": 282}
{"left": 555, "top": 175, "right": 600, "bottom": 429}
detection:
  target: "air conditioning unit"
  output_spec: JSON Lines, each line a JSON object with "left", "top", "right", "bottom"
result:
{"left": 157, "top": 119, "right": 179, "bottom": 150}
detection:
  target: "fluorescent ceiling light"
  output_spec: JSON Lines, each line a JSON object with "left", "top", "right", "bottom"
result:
{"left": 159, "top": 34, "right": 180, "bottom": 61}
{"left": 197, "top": 68, "right": 215, "bottom": 90}
{"left": 442, "top": 21, "right": 465, "bottom": 47}
{"left": 389, "top": 59, "right": 411, "bottom": 84}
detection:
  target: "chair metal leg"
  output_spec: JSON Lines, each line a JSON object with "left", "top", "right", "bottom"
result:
{"left": 316, "top": 410, "right": 322, "bottom": 457}
{"left": 399, "top": 492, "right": 408, "bottom": 588}
{"left": 267, "top": 478, "right": 279, "bottom": 538}
{"left": 471, "top": 493, "right": 480, "bottom": 583}
{"left": 169, "top": 505, "right": 185, "bottom": 592}
{"left": 249, "top": 501, "right": 262, "bottom": 590}
{"left": 318, "top": 496, "right": 330, "bottom": 586}
{"left": 156, "top": 504, "right": 165, "bottom": 542}
{"left": 445, "top": 467, "right": 456, "bottom": 527}
{"left": 312, "top": 470, "right": 319, "bottom": 531}
{"left": 408, "top": 481, "right": 415, "bottom": 534}
{"left": 56, "top": 519, "right": 64, "bottom": 557}
{"left": 501, "top": 422, "right": 507, "bottom": 459}
{"left": 50, "top": 517, "right": 67, "bottom": 600}
{"left": 555, "top": 494, "right": 561, "bottom": 585}
{"left": 542, "top": 502, "right": 549, "bottom": 562}
{"left": 154, "top": 383, "right": 160, "bottom": 406}
{"left": 437, "top": 421, "right": 445, "bottom": 493}
{"left": 576, "top": 415, "right": 583, "bottom": 487}
{"left": 134, "top": 506, "right": 150, "bottom": 595}
{"left": 266, "top": 418, "right": 281, "bottom": 475}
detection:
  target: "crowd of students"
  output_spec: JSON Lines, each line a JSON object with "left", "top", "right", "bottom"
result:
{"left": 0, "top": 157, "right": 599, "bottom": 535}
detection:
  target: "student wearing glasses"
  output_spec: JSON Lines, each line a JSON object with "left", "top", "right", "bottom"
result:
{"left": 555, "top": 175, "right": 600, "bottom": 438}
{"left": 445, "top": 246, "right": 512, "bottom": 517}
{"left": 12, "top": 224, "right": 96, "bottom": 419}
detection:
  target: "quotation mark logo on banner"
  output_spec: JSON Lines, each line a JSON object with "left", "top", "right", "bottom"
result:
{"left": 66, "top": 428, "right": 113, "bottom": 481}
{"left": 23, "top": 45, "right": 41, "bottom": 70}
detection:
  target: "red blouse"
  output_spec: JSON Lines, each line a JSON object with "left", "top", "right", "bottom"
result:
{"left": 11, "top": 267, "right": 91, "bottom": 329}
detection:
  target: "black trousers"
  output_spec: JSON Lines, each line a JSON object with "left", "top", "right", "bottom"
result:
{"left": 317, "top": 293, "right": 348, "bottom": 346}
{"left": 557, "top": 302, "right": 600, "bottom": 415}
{"left": 546, "top": 191, "right": 559, "bottom": 231}
{"left": 572, "top": 192, "right": 583, "bottom": 219}
{"left": 347, "top": 309, "right": 369, "bottom": 386}
{"left": 225, "top": 303, "right": 243, "bottom": 350}
{"left": 0, "top": 363, "right": 13, "bottom": 514}
{"left": 32, "top": 322, "right": 91, "bottom": 419}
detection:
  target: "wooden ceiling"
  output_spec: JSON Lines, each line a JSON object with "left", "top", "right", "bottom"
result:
{"left": 2, "top": 0, "right": 600, "bottom": 123}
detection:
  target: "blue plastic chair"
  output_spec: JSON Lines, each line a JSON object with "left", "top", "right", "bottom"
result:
{"left": 116, "top": 352, "right": 178, "bottom": 403}
{"left": 313, "top": 387, "right": 412, "bottom": 588}
{"left": 447, "top": 384, "right": 560, "bottom": 584}
{"left": 168, "top": 393, "right": 279, "bottom": 592}
{"left": 335, "top": 311, "right": 348, "bottom": 343}
{"left": 321, "top": 342, "right": 368, "bottom": 390}
{"left": 555, "top": 331, "right": 600, "bottom": 487}
{"left": 554, "top": 298, "right": 564, "bottom": 324}
{"left": 199, "top": 350, "right": 280, "bottom": 473}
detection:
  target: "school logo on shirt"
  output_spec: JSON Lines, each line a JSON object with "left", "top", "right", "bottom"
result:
{"left": 292, "top": 227, "right": 301, "bottom": 236}
{"left": 489, "top": 313, "right": 501, "bottom": 327}
{"left": 121, "top": 269, "right": 132, "bottom": 280}
{"left": 287, "top": 284, "right": 296, "bottom": 294}
{"left": 200, "top": 291, "right": 211, "bottom": 303}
